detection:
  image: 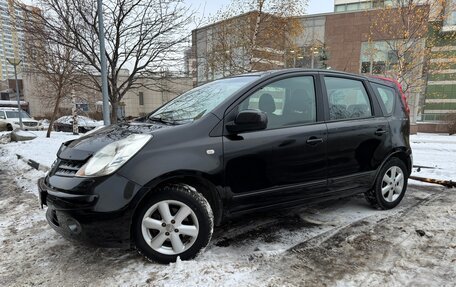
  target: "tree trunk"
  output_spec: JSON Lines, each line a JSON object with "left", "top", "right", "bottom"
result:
{"left": 46, "top": 90, "right": 63, "bottom": 138}
{"left": 111, "top": 100, "right": 118, "bottom": 124}
{"left": 72, "top": 94, "right": 79, "bottom": 135}
{"left": 248, "top": 0, "right": 264, "bottom": 72}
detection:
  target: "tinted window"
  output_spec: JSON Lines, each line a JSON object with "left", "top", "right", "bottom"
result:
{"left": 325, "top": 77, "right": 372, "bottom": 120}
{"left": 239, "top": 76, "right": 316, "bottom": 129}
{"left": 372, "top": 83, "right": 395, "bottom": 115}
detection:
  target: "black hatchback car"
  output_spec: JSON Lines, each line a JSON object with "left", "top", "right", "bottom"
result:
{"left": 38, "top": 69, "right": 412, "bottom": 263}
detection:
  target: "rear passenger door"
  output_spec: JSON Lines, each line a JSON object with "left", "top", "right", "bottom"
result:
{"left": 321, "top": 74, "right": 392, "bottom": 193}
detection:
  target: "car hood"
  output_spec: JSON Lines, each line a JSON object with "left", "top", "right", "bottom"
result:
{"left": 58, "top": 122, "right": 167, "bottom": 161}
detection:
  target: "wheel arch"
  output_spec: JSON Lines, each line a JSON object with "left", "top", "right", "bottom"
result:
{"left": 130, "top": 171, "right": 224, "bottom": 240}
{"left": 372, "top": 148, "right": 412, "bottom": 189}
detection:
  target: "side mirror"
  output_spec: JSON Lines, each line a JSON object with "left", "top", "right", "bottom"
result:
{"left": 226, "top": 109, "right": 268, "bottom": 133}
{"left": 0, "top": 116, "right": 5, "bottom": 120}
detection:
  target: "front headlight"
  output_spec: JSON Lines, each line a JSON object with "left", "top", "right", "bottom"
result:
{"left": 76, "top": 134, "right": 152, "bottom": 177}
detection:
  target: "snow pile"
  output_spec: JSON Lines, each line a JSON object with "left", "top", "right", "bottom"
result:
{"left": 38, "top": 119, "right": 50, "bottom": 128}
{"left": 11, "top": 129, "right": 37, "bottom": 141}
{"left": 2, "top": 131, "right": 77, "bottom": 169}
{"left": 0, "top": 132, "right": 10, "bottom": 144}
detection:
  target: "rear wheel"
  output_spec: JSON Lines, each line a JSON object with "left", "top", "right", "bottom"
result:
{"left": 6, "top": 124, "right": 13, "bottom": 131}
{"left": 365, "top": 158, "right": 408, "bottom": 210}
{"left": 133, "top": 184, "right": 213, "bottom": 264}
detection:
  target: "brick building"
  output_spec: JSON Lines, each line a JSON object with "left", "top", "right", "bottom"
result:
{"left": 191, "top": 1, "right": 456, "bottom": 129}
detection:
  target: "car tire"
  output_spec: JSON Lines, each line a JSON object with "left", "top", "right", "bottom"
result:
{"left": 133, "top": 184, "right": 214, "bottom": 264}
{"left": 365, "top": 157, "right": 408, "bottom": 210}
{"left": 6, "top": 124, "right": 13, "bottom": 131}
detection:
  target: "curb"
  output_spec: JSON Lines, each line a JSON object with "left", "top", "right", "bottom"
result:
{"left": 16, "top": 154, "right": 50, "bottom": 172}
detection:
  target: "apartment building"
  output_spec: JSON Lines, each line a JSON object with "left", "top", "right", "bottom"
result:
{"left": 422, "top": 0, "right": 456, "bottom": 122}
{"left": 0, "top": 0, "right": 26, "bottom": 81}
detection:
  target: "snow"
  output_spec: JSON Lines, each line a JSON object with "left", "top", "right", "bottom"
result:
{"left": 410, "top": 133, "right": 456, "bottom": 182}
{"left": 2, "top": 131, "right": 78, "bottom": 169}
{"left": 0, "top": 132, "right": 455, "bottom": 286}
{"left": 55, "top": 115, "right": 104, "bottom": 128}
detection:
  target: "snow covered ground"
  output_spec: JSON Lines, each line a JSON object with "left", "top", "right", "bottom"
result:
{"left": 0, "top": 131, "right": 455, "bottom": 286}
{"left": 410, "top": 133, "right": 456, "bottom": 182}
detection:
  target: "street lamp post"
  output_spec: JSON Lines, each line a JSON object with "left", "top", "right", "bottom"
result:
{"left": 310, "top": 47, "right": 319, "bottom": 69}
{"left": 97, "top": 0, "right": 111, "bottom": 125}
{"left": 7, "top": 58, "right": 23, "bottom": 129}
{"left": 290, "top": 50, "right": 296, "bottom": 68}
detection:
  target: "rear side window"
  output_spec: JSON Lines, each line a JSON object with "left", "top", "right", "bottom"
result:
{"left": 372, "top": 83, "right": 395, "bottom": 115}
{"left": 324, "top": 77, "right": 372, "bottom": 120}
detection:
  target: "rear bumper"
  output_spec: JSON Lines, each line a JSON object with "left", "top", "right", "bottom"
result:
{"left": 38, "top": 176, "right": 139, "bottom": 248}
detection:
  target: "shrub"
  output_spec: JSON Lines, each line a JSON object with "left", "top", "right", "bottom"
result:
{"left": 445, "top": 113, "right": 456, "bottom": 135}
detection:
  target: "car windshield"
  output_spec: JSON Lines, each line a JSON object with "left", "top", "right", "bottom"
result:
{"left": 148, "top": 76, "right": 258, "bottom": 124}
{"left": 5, "top": 110, "right": 31, "bottom": 119}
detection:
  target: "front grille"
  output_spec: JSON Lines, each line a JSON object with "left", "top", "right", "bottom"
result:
{"left": 23, "top": 122, "right": 38, "bottom": 127}
{"left": 54, "top": 159, "right": 85, "bottom": 176}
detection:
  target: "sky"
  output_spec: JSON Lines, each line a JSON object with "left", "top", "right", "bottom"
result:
{"left": 24, "top": 0, "right": 335, "bottom": 16}
{"left": 24, "top": 0, "right": 335, "bottom": 22}
{"left": 184, "top": 0, "right": 334, "bottom": 19}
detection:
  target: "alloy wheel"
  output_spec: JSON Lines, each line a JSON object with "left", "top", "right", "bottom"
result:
{"left": 141, "top": 200, "right": 199, "bottom": 255}
{"left": 381, "top": 166, "right": 404, "bottom": 203}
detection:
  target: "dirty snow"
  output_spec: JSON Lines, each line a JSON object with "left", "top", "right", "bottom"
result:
{"left": 0, "top": 132, "right": 455, "bottom": 286}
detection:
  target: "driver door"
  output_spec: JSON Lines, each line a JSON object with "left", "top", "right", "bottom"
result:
{"left": 223, "top": 74, "right": 328, "bottom": 214}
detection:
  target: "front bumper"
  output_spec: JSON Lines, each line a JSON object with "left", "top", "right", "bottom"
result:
{"left": 38, "top": 175, "right": 142, "bottom": 248}
{"left": 12, "top": 123, "right": 44, "bottom": 131}
{"left": 23, "top": 126, "right": 45, "bottom": 131}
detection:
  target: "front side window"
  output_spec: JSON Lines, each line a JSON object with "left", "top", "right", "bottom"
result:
{"left": 149, "top": 76, "right": 258, "bottom": 124}
{"left": 238, "top": 76, "right": 316, "bottom": 129}
{"left": 325, "top": 77, "right": 372, "bottom": 120}
{"left": 372, "top": 83, "right": 395, "bottom": 115}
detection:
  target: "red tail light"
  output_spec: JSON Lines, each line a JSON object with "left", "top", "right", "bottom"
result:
{"left": 371, "top": 76, "right": 410, "bottom": 115}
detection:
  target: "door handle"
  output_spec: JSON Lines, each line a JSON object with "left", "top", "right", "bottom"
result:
{"left": 375, "top": 129, "right": 388, "bottom": 136}
{"left": 306, "top": 137, "right": 324, "bottom": 145}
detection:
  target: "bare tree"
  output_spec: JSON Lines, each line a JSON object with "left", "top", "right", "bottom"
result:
{"left": 366, "top": 0, "right": 456, "bottom": 121}
{"left": 204, "top": 0, "right": 307, "bottom": 78}
{"left": 26, "top": 0, "right": 193, "bottom": 123}
{"left": 19, "top": 5, "right": 81, "bottom": 138}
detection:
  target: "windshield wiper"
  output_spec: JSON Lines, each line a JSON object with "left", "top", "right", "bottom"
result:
{"left": 148, "top": 116, "right": 178, "bottom": 125}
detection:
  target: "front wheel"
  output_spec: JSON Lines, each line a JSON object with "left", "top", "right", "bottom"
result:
{"left": 133, "top": 184, "right": 214, "bottom": 264}
{"left": 365, "top": 158, "right": 408, "bottom": 210}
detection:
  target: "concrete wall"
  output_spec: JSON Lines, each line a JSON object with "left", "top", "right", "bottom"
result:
{"left": 123, "top": 77, "right": 193, "bottom": 117}
{"left": 23, "top": 73, "right": 193, "bottom": 119}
